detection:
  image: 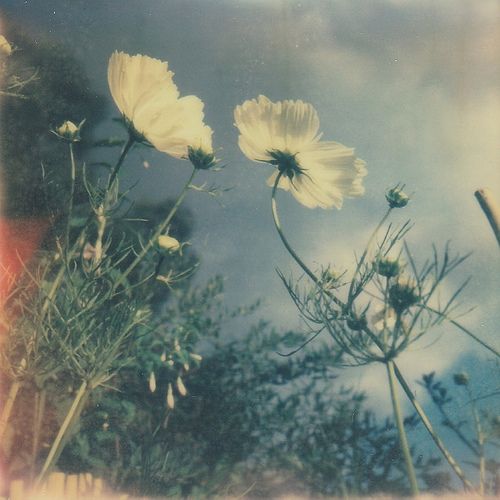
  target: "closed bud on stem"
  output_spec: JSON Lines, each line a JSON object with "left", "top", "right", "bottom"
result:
{"left": 157, "top": 234, "right": 181, "bottom": 252}
{"left": 189, "top": 353, "right": 202, "bottom": 362}
{"left": 53, "top": 119, "right": 85, "bottom": 142}
{"left": 386, "top": 185, "right": 409, "bottom": 208}
{"left": 388, "top": 278, "right": 419, "bottom": 313}
{"left": 167, "top": 383, "right": 175, "bottom": 409}
{"left": 453, "top": 372, "right": 469, "bottom": 386}
{"left": 374, "top": 256, "right": 401, "bottom": 278}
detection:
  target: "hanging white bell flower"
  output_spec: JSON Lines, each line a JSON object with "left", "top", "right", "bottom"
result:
{"left": 176, "top": 376, "right": 187, "bottom": 396}
{"left": 234, "top": 95, "right": 367, "bottom": 209}
{"left": 107, "top": 51, "right": 213, "bottom": 160}
{"left": 149, "top": 372, "right": 157, "bottom": 393}
{"left": 166, "top": 383, "right": 175, "bottom": 409}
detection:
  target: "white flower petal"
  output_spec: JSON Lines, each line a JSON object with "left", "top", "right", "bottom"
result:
{"left": 235, "top": 96, "right": 366, "bottom": 209}
{"left": 234, "top": 95, "right": 320, "bottom": 161}
{"left": 108, "top": 51, "right": 213, "bottom": 158}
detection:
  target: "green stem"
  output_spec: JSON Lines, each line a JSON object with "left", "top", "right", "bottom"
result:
{"left": 30, "top": 388, "right": 46, "bottom": 480}
{"left": 65, "top": 142, "right": 77, "bottom": 252}
{"left": 467, "top": 385, "right": 485, "bottom": 495}
{"left": 386, "top": 360, "right": 419, "bottom": 496}
{"left": 0, "top": 379, "right": 20, "bottom": 443}
{"left": 271, "top": 172, "right": 343, "bottom": 308}
{"left": 114, "top": 167, "right": 197, "bottom": 291}
{"left": 269, "top": 181, "right": 473, "bottom": 490}
{"left": 107, "top": 134, "right": 135, "bottom": 191}
{"left": 35, "top": 380, "right": 90, "bottom": 487}
{"left": 392, "top": 363, "right": 474, "bottom": 491}
{"left": 347, "top": 207, "right": 392, "bottom": 306}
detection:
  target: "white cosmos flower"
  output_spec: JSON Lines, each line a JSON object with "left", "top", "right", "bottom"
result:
{"left": 234, "top": 95, "right": 367, "bottom": 209}
{"left": 107, "top": 51, "right": 213, "bottom": 158}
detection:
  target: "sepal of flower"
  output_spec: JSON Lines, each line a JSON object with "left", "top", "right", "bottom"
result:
{"left": 0, "top": 35, "right": 12, "bottom": 57}
{"left": 267, "top": 149, "right": 303, "bottom": 180}
{"left": 374, "top": 256, "right": 401, "bottom": 278}
{"left": 53, "top": 119, "right": 85, "bottom": 142}
{"left": 388, "top": 278, "right": 419, "bottom": 313}
{"left": 453, "top": 372, "right": 469, "bottom": 386}
{"left": 187, "top": 145, "right": 218, "bottom": 170}
{"left": 386, "top": 185, "right": 409, "bottom": 208}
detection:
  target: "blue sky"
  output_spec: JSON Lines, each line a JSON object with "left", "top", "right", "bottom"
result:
{"left": 2, "top": 0, "right": 499, "bottom": 416}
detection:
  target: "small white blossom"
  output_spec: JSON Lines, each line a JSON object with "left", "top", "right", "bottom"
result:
{"left": 166, "top": 383, "right": 175, "bottom": 409}
{"left": 234, "top": 95, "right": 366, "bottom": 209}
{"left": 149, "top": 372, "right": 157, "bottom": 393}
{"left": 176, "top": 376, "right": 187, "bottom": 396}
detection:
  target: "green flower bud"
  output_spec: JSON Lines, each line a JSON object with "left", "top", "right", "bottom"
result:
{"left": 346, "top": 314, "right": 367, "bottom": 331}
{"left": 388, "top": 279, "right": 418, "bottom": 313}
{"left": 188, "top": 146, "right": 218, "bottom": 170}
{"left": 386, "top": 185, "right": 409, "bottom": 208}
{"left": 453, "top": 372, "right": 469, "bottom": 386}
{"left": 374, "top": 257, "right": 401, "bottom": 278}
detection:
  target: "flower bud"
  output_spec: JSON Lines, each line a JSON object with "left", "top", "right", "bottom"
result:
{"left": 54, "top": 120, "right": 84, "bottom": 142}
{"left": 0, "top": 35, "right": 12, "bottom": 57}
{"left": 374, "top": 257, "right": 401, "bottom": 278}
{"left": 167, "top": 383, "right": 175, "bottom": 409}
{"left": 346, "top": 314, "right": 367, "bottom": 331}
{"left": 188, "top": 146, "right": 217, "bottom": 170}
{"left": 453, "top": 372, "right": 469, "bottom": 387}
{"left": 177, "top": 376, "right": 187, "bottom": 396}
{"left": 157, "top": 234, "right": 181, "bottom": 252}
{"left": 160, "top": 352, "right": 167, "bottom": 362}
{"left": 386, "top": 186, "right": 409, "bottom": 208}
{"left": 189, "top": 353, "right": 202, "bottom": 362}
{"left": 149, "top": 372, "right": 157, "bottom": 393}
{"left": 388, "top": 279, "right": 418, "bottom": 313}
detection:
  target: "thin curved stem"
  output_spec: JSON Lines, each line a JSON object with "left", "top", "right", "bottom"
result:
{"left": 107, "top": 134, "right": 135, "bottom": 191}
{"left": 386, "top": 360, "right": 419, "bottom": 496}
{"left": 114, "top": 167, "right": 197, "bottom": 291}
{"left": 347, "top": 208, "right": 392, "bottom": 305}
{"left": 271, "top": 172, "right": 343, "bottom": 308}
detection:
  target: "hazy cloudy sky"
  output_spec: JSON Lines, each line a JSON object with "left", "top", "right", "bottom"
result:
{"left": 2, "top": 0, "right": 499, "bottom": 413}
